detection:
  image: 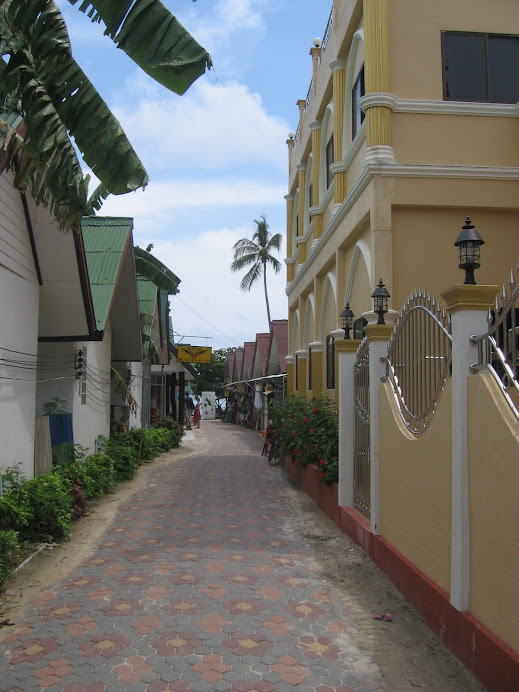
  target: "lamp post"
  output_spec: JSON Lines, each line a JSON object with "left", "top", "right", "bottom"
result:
{"left": 371, "top": 279, "right": 390, "bottom": 325}
{"left": 340, "top": 303, "right": 354, "bottom": 339}
{"left": 454, "top": 217, "right": 484, "bottom": 285}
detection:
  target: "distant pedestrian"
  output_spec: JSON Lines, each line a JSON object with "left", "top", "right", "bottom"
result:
{"left": 184, "top": 393, "right": 195, "bottom": 425}
{"left": 194, "top": 396, "right": 201, "bottom": 428}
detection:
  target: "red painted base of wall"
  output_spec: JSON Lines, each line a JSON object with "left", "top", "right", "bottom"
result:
{"left": 284, "top": 460, "right": 519, "bottom": 692}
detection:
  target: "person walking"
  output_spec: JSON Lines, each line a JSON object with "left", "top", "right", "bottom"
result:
{"left": 194, "top": 396, "right": 201, "bottom": 428}
{"left": 184, "top": 392, "right": 195, "bottom": 426}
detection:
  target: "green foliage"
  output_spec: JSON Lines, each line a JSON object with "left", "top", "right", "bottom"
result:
{"left": 191, "top": 347, "right": 235, "bottom": 398}
{"left": 0, "top": 426, "right": 181, "bottom": 587}
{"left": 0, "top": 469, "right": 72, "bottom": 542}
{"left": 0, "top": 529, "right": 19, "bottom": 594}
{"left": 271, "top": 394, "right": 339, "bottom": 486}
{"left": 38, "top": 394, "right": 68, "bottom": 416}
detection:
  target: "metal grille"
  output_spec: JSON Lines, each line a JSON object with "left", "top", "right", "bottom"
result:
{"left": 386, "top": 291, "right": 452, "bottom": 435}
{"left": 319, "top": 10, "right": 333, "bottom": 65}
{"left": 470, "top": 269, "right": 519, "bottom": 419}
{"left": 353, "top": 338, "right": 370, "bottom": 515}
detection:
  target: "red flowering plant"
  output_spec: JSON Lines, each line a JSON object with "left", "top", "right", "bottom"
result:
{"left": 270, "top": 394, "right": 338, "bottom": 485}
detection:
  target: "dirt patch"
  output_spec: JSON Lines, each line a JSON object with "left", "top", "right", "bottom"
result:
{"left": 283, "top": 478, "right": 485, "bottom": 692}
{"left": 1, "top": 433, "right": 205, "bottom": 623}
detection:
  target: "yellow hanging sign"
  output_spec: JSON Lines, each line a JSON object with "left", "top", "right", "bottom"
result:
{"left": 177, "top": 345, "right": 212, "bottom": 364}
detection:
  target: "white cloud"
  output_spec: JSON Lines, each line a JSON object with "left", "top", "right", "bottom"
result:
{"left": 152, "top": 227, "right": 287, "bottom": 350}
{"left": 183, "top": 0, "right": 267, "bottom": 53}
{"left": 111, "top": 79, "right": 288, "bottom": 173}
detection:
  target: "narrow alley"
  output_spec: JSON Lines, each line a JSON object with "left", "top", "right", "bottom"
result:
{"left": 1, "top": 423, "right": 484, "bottom": 692}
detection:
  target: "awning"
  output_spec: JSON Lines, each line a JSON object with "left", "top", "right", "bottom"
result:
{"left": 225, "top": 373, "right": 286, "bottom": 389}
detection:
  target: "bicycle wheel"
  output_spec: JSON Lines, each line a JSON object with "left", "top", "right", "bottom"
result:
{"left": 268, "top": 440, "right": 283, "bottom": 466}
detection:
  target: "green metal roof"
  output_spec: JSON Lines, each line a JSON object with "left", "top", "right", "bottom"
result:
{"left": 137, "top": 278, "right": 158, "bottom": 358}
{"left": 81, "top": 217, "right": 133, "bottom": 331}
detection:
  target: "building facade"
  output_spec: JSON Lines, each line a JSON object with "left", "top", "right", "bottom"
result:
{"left": 285, "top": 0, "right": 519, "bottom": 400}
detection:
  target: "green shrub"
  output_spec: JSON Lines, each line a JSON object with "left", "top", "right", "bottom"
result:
{"left": 0, "top": 471, "right": 72, "bottom": 542}
{"left": 80, "top": 453, "right": 115, "bottom": 497}
{"left": 103, "top": 434, "right": 138, "bottom": 481}
{"left": 0, "top": 529, "right": 19, "bottom": 593}
{"left": 271, "top": 394, "right": 339, "bottom": 486}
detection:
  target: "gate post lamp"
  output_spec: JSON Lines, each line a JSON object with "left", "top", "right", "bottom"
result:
{"left": 372, "top": 279, "right": 390, "bottom": 325}
{"left": 340, "top": 303, "right": 355, "bottom": 339}
{"left": 454, "top": 217, "right": 484, "bottom": 285}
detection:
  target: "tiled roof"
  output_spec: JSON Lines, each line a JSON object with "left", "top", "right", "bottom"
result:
{"left": 271, "top": 319, "right": 288, "bottom": 373}
{"left": 234, "top": 348, "right": 244, "bottom": 381}
{"left": 226, "top": 351, "right": 236, "bottom": 383}
{"left": 81, "top": 217, "right": 133, "bottom": 331}
{"left": 243, "top": 342, "right": 256, "bottom": 380}
{"left": 255, "top": 333, "right": 272, "bottom": 377}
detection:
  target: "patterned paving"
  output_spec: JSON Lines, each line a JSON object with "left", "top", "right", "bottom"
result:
{"left": 0, "top": 422, "right": 382, "bottom": 691}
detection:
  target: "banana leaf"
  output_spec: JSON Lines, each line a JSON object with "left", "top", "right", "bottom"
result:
{"left": 68, "top": 0, "right": 212, "bottom": 95}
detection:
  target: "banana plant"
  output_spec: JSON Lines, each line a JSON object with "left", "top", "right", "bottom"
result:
{"left": 0, "top": 0, "right": 211, "bottom": 229}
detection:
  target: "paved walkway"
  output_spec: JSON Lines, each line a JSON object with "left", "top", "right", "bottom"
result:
{"left": 1, "top": 421, "right": 384, "bottom": 692}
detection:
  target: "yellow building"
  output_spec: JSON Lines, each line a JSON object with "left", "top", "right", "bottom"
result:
{"left": 286, "top": 0, "right": 519, "bottom": 400}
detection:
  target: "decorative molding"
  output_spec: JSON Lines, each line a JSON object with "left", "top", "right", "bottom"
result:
{"left": 441, "top": 285, "right": 500, "bottom": 313}
{"left": 296, "top": 162, "right": 308, "bottom": 172}
{"left": 360, "top": 92, "right": 519, "bottom": 118}
{"left": 330, "top": 123, "right": 366, "bottom": 174}
{"left": 294, "top": 349, "right": 307, "bottom": 359}
{"left": 288, "top": 166, "right": 372, "bottom": 296}
{"left": 284, "top": 194, "right": 295, "bottom": 201}
{"left": 309, "top": 120, "right": 322, "bottom": 131}
{"left": 309, "top": 341, "right": 323, "bottom": 352}
{"left": 371, "top": 163, "right": 519, "bottom": 180}
{"left": 329, "top": 58, "right": 346, "bottom": 72}
{"left": 364, "top": 145, "right": 396, "bottom": 165}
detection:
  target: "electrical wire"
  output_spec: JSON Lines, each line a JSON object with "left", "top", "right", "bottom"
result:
{"left": 0, "top": 345, "right": 76, "bottom": 360}
{"left": 0, "top": 374, "right": 77, "bottom": 383}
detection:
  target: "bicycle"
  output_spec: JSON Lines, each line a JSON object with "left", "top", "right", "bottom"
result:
{"left": 267, "top": 431, "right": 284, "bottom": 466}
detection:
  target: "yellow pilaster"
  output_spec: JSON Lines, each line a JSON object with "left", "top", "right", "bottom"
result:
{"left": 313, "top": 214, "right": 324, "bottom": 240}
{"left": 285, "top": 194, "right": 295, "bottom": 258}
{"left": 286, "top": 136, "right": 295, "bottom": 179}
{"left": 286, "top": 356, "right": 295, "bottom": 396}
{"left": 363, "top": 0, "right": 392, "bottom": 149}
{"left": 331, "top": 59, "right": 346, "bottom": 203}
{"left": 297, "top": 164, "right": 307, "bottom": 236}
{"left": 297, "top": 164, "right": 307, "bottom": 265}
{"left": 295, "top": 351, "right": 307, "bottom": 394}
{"left": 309, "top": 120, "right": 323, "bottom": 238}
{"left": 287, "top": 263, "right": 295, "bottom": 283}
{"left": 309, "top": 343, "right": 323, "bottom": 398}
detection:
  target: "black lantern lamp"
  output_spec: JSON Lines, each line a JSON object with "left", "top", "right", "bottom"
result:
{"left": 371, "top": 279, "right": 390, "bottom": 325}
{"left": 340, "top": 303, "right": 355, "bottom": 339}
{"left": 454, "top": 217, "right": 484, "bottom": 285}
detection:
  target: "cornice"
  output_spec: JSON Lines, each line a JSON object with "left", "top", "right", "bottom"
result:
{"left": 296, "top": 162, "right": 308, "bottom": 172}
{"left": 309, "top": 120, "right": 322, "bottom": 131}
{"left": 284, "top": 194, "right": 295, "bottom": 202}
{"left": 441, "top": 285, "right": 500, "bottom": 312}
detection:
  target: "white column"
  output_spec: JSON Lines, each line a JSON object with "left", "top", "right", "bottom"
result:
{"left": 363, "top": 310, "right": 397, "bottom": 535}
{"left": 336, "top": 338, "right": 361, "bottom": 507}
{"left": 441, "top": 284, "right": 499, "bottom": 611}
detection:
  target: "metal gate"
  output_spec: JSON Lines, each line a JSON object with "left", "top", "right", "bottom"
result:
{"left": 353, "top": 339, "right": 370, "bottom": 515}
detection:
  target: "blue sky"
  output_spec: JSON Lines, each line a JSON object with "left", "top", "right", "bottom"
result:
{"left": 58, "top": 1, "right": 332, "bottom": 350}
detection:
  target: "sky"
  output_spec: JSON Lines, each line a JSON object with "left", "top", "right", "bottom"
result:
{"left": 57, "top": 0, "right": 333, "bottom": 350}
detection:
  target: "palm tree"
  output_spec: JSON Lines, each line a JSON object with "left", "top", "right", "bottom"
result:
{"left": 0, "top": 0, "right": 211, "bottom": 229}
{"left": 231, "top": 215, "right": 283, "bottom": 329}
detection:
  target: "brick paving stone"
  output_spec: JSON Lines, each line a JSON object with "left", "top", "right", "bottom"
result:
{"left": 0, "top": 423, "right": 388, "bottom": 691}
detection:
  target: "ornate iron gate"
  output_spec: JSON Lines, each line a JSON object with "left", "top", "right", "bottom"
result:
{"left": 353, "top": 339, "right": 370, "bottom": 515}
